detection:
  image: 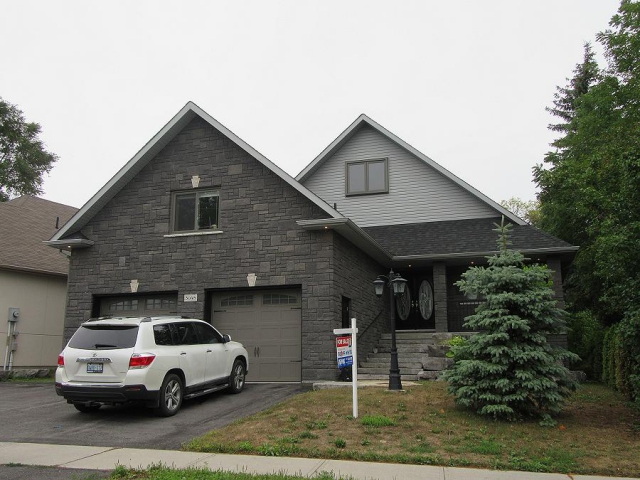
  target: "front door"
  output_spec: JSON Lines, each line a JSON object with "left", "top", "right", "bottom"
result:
{"left": 394, "top": 272, "right": 435, "bottom": 330}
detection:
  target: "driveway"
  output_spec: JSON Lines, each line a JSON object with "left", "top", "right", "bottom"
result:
{"left": 0, "top": 382, "right": 306, "bottom": 450}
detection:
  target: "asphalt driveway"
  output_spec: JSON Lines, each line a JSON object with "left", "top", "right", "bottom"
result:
{"left": 0, "top": 381, "right": 306, "bottom": 450}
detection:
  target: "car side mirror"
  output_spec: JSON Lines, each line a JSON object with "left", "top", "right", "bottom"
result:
{"left": 222, "top": 334, "right": 231, "bottom": 343}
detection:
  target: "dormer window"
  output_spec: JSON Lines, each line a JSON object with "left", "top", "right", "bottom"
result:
{"left": 345, "top": 158, "right": 388, "bottom": 196}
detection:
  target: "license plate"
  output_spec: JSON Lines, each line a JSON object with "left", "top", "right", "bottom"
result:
{"left": 86, "top": 363, "right": 103, "bottom": 374}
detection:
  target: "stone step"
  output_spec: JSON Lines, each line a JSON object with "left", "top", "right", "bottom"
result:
{"left": 364, "top": 358, "right": 424, "bottom": 367}
{"left": 358, "top": 373, "right": 420, "bottom": 382}
{"left": 359, "top": 369, "right": 423, "bottom": 376}
{"left": 373, "top": 345, "right": 428, "bottom": 354}
{"left": 361, "top": 356, "right": 423, "bottom": 364}
{"left": 382, "top": 330, "right": 437, "bottom": 336}
{"left": 360, "top": 362, "right": 423, "bottom": 370}
{"left": 377, "top": 336, "right": 435, "bottom": 343}
{"left": 367, "top": 350, "right": 427, "bottom": 358}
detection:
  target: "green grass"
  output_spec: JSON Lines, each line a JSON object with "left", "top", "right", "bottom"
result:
{"left": 107, "top": 464, "right": 355, "bottom": 479}
{"left": 3, "top": 374, "right": 54, "bottom": 383}
{"left": 359, "top": 415, "right": 396, "bottom": 427}
{"left": 184, "top": 382, "right": 640, "bottom": 477}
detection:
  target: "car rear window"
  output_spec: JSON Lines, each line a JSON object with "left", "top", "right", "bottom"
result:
{"left": 68, "top": 325, "right": 139, "bottom": 350}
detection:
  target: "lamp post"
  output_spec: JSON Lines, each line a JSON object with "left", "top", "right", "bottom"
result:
{"left": 373, "top": 269, "right": 407, "bottom": 391}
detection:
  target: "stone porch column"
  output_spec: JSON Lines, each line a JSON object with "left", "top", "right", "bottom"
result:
{"left": 546, "top": 256, "right": 565, "bottom": 309}
{"left": 433, "top": 262, "right": 448, "bottom": 332}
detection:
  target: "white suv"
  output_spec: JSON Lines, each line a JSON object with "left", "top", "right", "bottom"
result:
{"left": 55, "top": 316, "right": 249, "bottom": 416}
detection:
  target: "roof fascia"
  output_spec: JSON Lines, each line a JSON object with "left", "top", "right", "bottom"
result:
{"left": 296, "top": 114, "right": 367, "bottom": 182}
{"left": 296, "top": 218, "right": 392, "bottom": 266}
{"left": 393, "top": 245, "right": 579, "bottom": 262}
{"left": 0, "top": 264, "right": 68, "bottom": 278}
{"left": 296, "top": 114, "right": 525, "bottom": 225}
{"left": 52, "top": 102, "right": 341, "bottom": 242}
{"left": 45, "top": 239, "right": 95, "bottom": 251}
{"left": 188, "top": 103, "right": 341, "bottom": 220}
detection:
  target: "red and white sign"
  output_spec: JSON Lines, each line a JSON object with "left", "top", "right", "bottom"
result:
{"left": 336, "top": 335, "right": 353, "bottom": 368}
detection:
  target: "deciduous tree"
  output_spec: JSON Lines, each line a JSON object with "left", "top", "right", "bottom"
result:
{"left": 0, "top": 97, "right": 57, "bottom": 201}
{"left": 534, "top": 0, "right": 640, "bottom": 324}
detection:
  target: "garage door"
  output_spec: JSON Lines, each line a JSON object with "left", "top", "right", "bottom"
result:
{"left": 211, "top": 289, "right": 301, "bottom": 382}
{"left": 99, "top": 294, "right": 178, "bottom": 317}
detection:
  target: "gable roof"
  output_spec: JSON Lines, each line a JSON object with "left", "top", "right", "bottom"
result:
{"left": 0, "top": 196, "right": 78, "bottom": 275}
{"left": 296, "top": 114, "right": 524, "bottom": 225}
{"left": 50, "top": 102, "right": 342, "bottom": 242}
{"left": 363, "top": 218, "right": 577, "bottom": 260}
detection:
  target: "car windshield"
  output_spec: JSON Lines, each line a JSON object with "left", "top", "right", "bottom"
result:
{"left": 68, "top": 325, "right": 139, "bottom": 350}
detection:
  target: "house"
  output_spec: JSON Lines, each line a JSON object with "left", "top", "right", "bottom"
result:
{"left": 1, "top": 196, "right": 78, "bottom": 369}
{"left": 47, "top": 102, "right": 577, "bottom": 382}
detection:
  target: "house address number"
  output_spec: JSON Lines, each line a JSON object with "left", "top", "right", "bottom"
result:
{"left": 184, "top": 294, "right": 198, "bottom": 302}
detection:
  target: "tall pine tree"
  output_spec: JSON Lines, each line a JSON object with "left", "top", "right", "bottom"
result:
{"left": 445, "top": 219, "right": 577, "bottom": 424}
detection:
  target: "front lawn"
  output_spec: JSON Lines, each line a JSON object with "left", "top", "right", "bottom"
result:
{"left": 185, "top": 382, "right": 639, "bottom": 478}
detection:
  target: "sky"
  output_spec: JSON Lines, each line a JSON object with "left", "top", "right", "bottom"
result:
{"left": 0, "top": 1, "right": 621, "bottom": 209}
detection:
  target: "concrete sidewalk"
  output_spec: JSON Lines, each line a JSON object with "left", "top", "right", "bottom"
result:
{"left": 0, "top": 442, "right": 635, "bottom": 480}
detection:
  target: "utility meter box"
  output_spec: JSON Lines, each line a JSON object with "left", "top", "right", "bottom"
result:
{"left": 8, "top": 308, "right": 20, "bottom": 323}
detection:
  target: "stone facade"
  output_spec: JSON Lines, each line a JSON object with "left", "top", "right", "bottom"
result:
{"left": 333, "top": 233, "right": 388, "bottom": 376}
{"left": 65, "top": 116, "right": 384, "bottom": 381}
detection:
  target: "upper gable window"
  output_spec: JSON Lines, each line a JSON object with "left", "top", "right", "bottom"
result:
{"left": 171, "top": 189, "right": 220, "bottom": 233}
{"left": 345, "top": 158, "right": 388, "bottom": 196}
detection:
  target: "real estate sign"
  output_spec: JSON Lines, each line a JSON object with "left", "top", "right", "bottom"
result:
{"left": 336, "top": 335, "right": 353, "bottom": 369}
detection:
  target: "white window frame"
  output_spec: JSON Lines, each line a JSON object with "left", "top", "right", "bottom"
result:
{"left": 345, "top": 158, "right": 389, "bottom": 196}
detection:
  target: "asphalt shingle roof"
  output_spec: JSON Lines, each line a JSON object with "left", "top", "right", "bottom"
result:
{"left": 0, "top": 196, "right": 78, "bottom": 275}
{"left": 363, "top": 217, "right": 575, "bottom": 257}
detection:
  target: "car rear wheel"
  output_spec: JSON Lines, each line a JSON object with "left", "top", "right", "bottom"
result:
{"left": 155, "top": 373, "right": 183, "bottom": 417}
{"left": 228, "top": 359, "right": 245, "bottom": 394}
{"left": 74, "top": 403, "right": 101, "bottom": 413}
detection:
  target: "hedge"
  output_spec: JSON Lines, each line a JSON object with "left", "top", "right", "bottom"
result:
{"left": 602, "top": 309, "right": 640, "bottom": 406}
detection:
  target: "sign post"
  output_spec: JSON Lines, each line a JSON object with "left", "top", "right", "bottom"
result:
{"left": 333, "top": 317, "right": 358, "bottom": 418}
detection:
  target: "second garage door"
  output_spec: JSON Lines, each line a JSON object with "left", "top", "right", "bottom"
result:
{"left": 211, "top": 289, "right": 301, "bottom": 382}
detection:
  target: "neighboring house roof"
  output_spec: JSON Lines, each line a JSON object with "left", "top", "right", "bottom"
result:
{"left": 296, "top": 114, "right": 524, "bottom": 225}
{"left": 0, "top": 196, "right": 78, "bottom": 275}
{"left": 363, "top": 217, "right": 578, "bottom": 262}
{"left": 50, "top": 101, "right": 342, "bottom": 243}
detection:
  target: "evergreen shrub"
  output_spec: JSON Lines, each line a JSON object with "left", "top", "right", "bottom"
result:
{"left": 444, "top": 219, "right": 578, "bottom": 424}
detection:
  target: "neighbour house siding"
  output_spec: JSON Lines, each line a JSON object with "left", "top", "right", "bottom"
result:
{"left": 0, "top": 269, "right": 67, "bottom": 367}
{"left": 302, "top": 125, "right": 497, "bottom": 227}
{"left": 65, "top": 116, "right": 340, "bottom": 381}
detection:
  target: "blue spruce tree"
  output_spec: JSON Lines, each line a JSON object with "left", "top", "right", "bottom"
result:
{"left": 444, "top": 218, "right": 578, "bottom": 424}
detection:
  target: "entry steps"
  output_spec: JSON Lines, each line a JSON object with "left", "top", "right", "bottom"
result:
{"left": 357, "top": 331, "right": 467, "bottom": 382}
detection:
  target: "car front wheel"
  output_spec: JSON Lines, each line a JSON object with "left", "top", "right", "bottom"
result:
{"left": 155, "top": 373, "right": 183, "bottom": 417}
{"left": 228, "top": 359, "right": 245, "bottom": 394}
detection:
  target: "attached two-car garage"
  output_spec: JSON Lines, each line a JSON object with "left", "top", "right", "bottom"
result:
{"left": 211, "top": 289, "right": 302, "bottom": 382}
{"left": 96, "top": 288, "right": 302, "bottom": 382}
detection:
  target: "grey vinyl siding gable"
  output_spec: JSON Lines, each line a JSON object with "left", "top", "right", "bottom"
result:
{"left": 302, "top": 126, "right": 498, "bottom": 227}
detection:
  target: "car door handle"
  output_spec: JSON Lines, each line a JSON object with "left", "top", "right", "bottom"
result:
{"left": 207, "top": 349, "right": 212, "bottom": 353}
{"left": 180, "top": 352, "right": 187, "bottom": 356}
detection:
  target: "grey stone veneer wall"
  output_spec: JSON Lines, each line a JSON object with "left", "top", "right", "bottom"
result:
{"left": 64, "top": 116, "right": 349, "bottom": 381}
{"left": 333, "top": 233, "right": 387, "bottom": 379}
